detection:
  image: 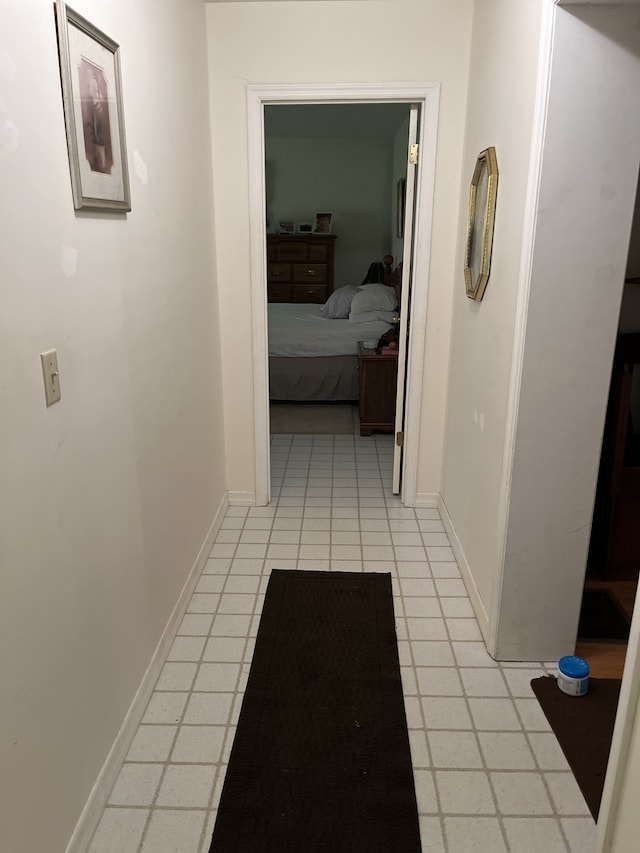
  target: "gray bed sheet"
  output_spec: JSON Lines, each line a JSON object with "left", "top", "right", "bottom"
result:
{"left": 269, "top": 355, "right": 358, "bottom": 401}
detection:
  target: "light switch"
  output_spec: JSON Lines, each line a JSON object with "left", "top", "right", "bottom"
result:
{"left": 40, "top": 349, "right": 61, "bottom": 406}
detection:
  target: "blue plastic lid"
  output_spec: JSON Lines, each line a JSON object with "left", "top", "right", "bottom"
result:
{"left": 559, "top": 655, "right": 590, "bottom": 679}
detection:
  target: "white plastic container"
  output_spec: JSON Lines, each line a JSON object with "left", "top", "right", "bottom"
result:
{"left": 557, "top": 655, "right": 590, "bottom": 696}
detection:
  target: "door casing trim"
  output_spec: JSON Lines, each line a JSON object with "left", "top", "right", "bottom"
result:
{"left": 246, "top": 82, "right": 441, "bottom": 505}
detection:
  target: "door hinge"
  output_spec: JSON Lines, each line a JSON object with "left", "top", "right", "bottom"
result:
{"left": 409, "top": 144, "right": 419, "bottom": 165}
{"left": 396, "top": 431, "right": 404, "bottom": 447}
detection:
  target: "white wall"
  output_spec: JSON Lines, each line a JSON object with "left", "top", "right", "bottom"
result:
{"left": 496, "top": 4, "right": 640, "bottom": 660}
{"left": 206, "top": 0, "right": 473, "bottom": 498}
{"left": 265, "top": 135, "right": 394, "bottom": 284}
{"left": 441, "top": 0, "right": 544, "bottom": 636}
{"left": 0, "top": 2, "right": 226, "bottom": 850}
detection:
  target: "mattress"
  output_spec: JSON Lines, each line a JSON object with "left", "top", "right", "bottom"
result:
{"left": 269, "top": 355, "right": 358, "bottom": 401}
{"left": 268, "top": 302, "right": 392, "bottom": 358}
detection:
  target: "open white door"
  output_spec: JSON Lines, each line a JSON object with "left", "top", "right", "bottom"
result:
{"left": 392, "top": 106, "right": 419, "bottom": 494}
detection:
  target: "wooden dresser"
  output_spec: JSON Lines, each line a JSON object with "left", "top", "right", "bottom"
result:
{"left": 267, "top": 234, "right": 336, "bottom": 303}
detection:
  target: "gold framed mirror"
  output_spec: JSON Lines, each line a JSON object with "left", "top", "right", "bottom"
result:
{"left": 464, "top": 147, "right": 498, "bottom": 302}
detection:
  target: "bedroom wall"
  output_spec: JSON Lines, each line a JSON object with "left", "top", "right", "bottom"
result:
{"left": 205, "top": 0, "right": 473, "bottom": 499}
{"left": 265, "top": 135, "right": 394, "bottom": 285}
{"left": 0, "top": 2, "right": 225, "bottom": 851}
{"left": 440, "top": 0, "right": 545, "bottom": 636}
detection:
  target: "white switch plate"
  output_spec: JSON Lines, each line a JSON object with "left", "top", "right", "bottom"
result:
{"left": 40, "top": 349, "right": 61, "bottom": 406}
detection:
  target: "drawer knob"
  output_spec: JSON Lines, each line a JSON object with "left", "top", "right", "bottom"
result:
{"left": 306, "top": 269, "right": 317, "bottom": 276}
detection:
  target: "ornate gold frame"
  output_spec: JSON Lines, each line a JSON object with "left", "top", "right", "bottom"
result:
{"left": 464, "top": 147, "right": 498, "bottom": 301}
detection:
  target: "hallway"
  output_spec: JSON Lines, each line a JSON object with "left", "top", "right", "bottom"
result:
{"left": 88, "top": 434, "right": 595, "bottom": 853}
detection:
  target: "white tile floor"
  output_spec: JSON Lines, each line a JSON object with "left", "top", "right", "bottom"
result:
{"left": 88, "top": 433, "right": 596, "bottom": 853}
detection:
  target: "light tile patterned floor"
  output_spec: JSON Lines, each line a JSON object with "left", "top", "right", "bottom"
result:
{"left": 88, "top": 434, "right": 596, "bottom": 853}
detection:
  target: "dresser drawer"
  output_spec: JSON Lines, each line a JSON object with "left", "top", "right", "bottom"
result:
{"left": 268, "top": 263, "right": 291, "bottom": 283}
{"left": 294, "top": 284, "right": 327, "bottom": 303}
{"left": 268, "top": 283, "right": 293, "bottom": 302}
{"left": 276, "top": 243, "right": 308, "bottom": 262}
{"left": 308, "top": 243, "right": 329, "bottom": 263}
{"left": 293, "top": 264, "right": 327, "bottom": 284}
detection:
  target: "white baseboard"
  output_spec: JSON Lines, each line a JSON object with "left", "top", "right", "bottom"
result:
{"left": 412, "top": 492, "right": 441, "bottom": 508}
{"left": 228, "top": 490, "right": 256, "bottom": 506}
{"left": 65, "top": 492, "right": 229, "bottom": 853}
{"left": 436, "top": 495, "right": 491, "bottom": 646}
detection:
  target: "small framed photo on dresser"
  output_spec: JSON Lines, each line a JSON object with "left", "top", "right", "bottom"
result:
{"left": 313, "top": 212, "right": 333, "bottom": 234}
{"left": 278, "top": 220, "right": 295, "bottom": 234}
{"left": 298, "top": 222, "right": 313, "bottom": 233}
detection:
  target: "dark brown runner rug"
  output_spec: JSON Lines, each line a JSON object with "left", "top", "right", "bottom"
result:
{"left": 209, "top": 570, "right": 421, "bottom": 853}
{"left": 531, "top": 675, "right": 621, "bottom": 819}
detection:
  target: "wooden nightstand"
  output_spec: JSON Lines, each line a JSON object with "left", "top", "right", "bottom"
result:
{"left": 358, "top": 342, "right": 399, "bottom": 436}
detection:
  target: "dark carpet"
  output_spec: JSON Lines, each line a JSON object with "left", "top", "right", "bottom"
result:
{"left": 578, "top": 588, "right": 630, "bottom": 642}
{"left": 209, "top": 570, "right": 421, "bottom": 853}
{"left": 531, "top": 675, "right": 621, "bottom": 819}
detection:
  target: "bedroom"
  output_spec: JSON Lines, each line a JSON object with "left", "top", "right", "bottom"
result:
{"left": 264, "top": 103, "right": 411, "bottom": 441}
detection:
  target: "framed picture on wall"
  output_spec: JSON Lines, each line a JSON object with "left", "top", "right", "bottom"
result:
{"left": 54, "top": 2, "right": 131, "bottom": 211}
{"left": 313, "top": 212, "right": 333, "bottom": 234}
{"left": 396, "top": 178, "right": 406, "bottom": 239}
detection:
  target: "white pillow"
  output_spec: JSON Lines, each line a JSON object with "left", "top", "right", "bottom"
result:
{"left": 349, "top": 283, "right": 397, "bottom": 322}
{"left": 321, "top": 285, "right": 359, "bottom": 319}
{"left": 349, "top": 309, "right": 397, "bottom": 325}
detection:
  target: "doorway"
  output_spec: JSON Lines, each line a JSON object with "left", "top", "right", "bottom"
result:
{"left": 264, "top": 102, "right": 410, "bottom": 446}
{"left": 246, "top": 83, "right": 440, "bottom": 507}
{"left": 579, "top": 199, "right": 640, "bottom": 678}
{"left": 577, "top": 287, "right": 640, "bottom": 679}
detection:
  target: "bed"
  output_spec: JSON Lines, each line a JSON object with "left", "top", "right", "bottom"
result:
{"left": 268, "top": 274, "right": 400, "bottom": 401}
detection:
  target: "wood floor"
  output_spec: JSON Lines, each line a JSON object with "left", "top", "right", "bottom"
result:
{"left": 575, "top": 578, "right": 638, "bottom": 679}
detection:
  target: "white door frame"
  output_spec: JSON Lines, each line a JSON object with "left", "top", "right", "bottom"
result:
{"left": 246, "top": 82, "right": 440, "bottom": 505}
